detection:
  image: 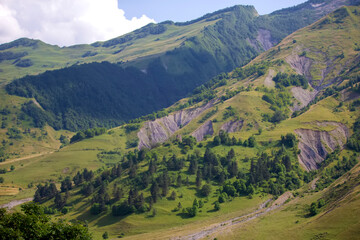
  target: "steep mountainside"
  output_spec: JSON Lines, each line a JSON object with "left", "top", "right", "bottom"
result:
{"left": 0, "top": 5, "right": 359, "bottom": 240}
{"left": 0, "top": 0, "right": 358, "bottom": 85}
{"left": 3, "top": 0, "right": 360, "bottom": 131}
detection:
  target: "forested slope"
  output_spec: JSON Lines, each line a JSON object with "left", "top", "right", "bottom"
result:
{"left": 5, "top": 1, "right": 360, "bottom": 131}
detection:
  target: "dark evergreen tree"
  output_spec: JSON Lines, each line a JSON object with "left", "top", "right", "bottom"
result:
{"left": 60, "top": 177, "right": 72, "bottom": 192}
{"left": 228, "top": 161, "right": 238, "bottom": 178}
{"left": 188, "top": 156, "right": 198, "bottom": 175}
{"left": 196, "top": 171, "right": 202, "bottom": 189}
{"left": 176, "top": 174, "right": 182, "bottom": 188}
{"left": 150, "top": 182, "right": 159, "bottom": 203}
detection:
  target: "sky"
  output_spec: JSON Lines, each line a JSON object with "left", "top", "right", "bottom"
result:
{"left": 0, "top": 0, "right": 307, "bottom": 47}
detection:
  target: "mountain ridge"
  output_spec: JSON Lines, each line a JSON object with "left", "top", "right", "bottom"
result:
{"left": 3, "top": 0, "right": 359, "bottom": 131}
{"left": 0, "top": 4, "right": 359, "bottom": 240}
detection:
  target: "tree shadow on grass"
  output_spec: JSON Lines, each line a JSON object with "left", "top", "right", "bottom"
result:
{"left": 176, "top": 212, "right": 193, "bottom": 219}
{"left": 94, "top": 213, "right": 129, "bottom": 228}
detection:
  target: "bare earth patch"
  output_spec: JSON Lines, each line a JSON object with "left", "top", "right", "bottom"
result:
{"left": 0, "top": 198, "right": 33, "bottom": 210}
{"left": 264, "top": 69, "right": 276, "bottom": 88}
{"left": 191, "top": 121, "right": 214, "bottom": 142}
{"left": 295, "top": 122, "right": 349, "bottom": 171}
{"left": 137, "top": 101, "right": 214, "bottom": 149}
{"left": 220, "top": 120, "right": 244, "bottom": 133}
{"left": 291, "top": 87, "right": 318, "bottom": 111}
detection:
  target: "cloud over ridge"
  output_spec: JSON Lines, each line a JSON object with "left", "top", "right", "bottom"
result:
{"left": 0, "top": 0, "right": 155, "bottom": 46}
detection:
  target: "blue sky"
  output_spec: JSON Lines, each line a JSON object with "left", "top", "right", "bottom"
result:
{"left": 118, "top": 0, "right": 307, "bottom": 22}
{"left": 0, "top": 0, "right": 308, "bottom": 46}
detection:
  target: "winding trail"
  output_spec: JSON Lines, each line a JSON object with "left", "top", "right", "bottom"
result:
{"left": 310, "top": 177, "right": 320, "bottom": 190}
{"left": 0, "top": 151, "right": 54, "bottom": 166}
{"left": 0, "top": 198, "right": 33, "bottom": 210}
{"left": 173, "top": 192, "right": 293, "bottom": 240}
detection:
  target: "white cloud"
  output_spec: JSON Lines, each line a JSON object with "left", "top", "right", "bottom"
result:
{"left": 0, "top": 0, "right": 155, "bottom": 46}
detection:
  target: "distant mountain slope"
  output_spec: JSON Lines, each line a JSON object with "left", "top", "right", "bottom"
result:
{"left": 0, "top": 6, "right": 359, "bottom": 240}
{"left": 134, "top": 5, "right": 360, "bottom": 152}
{"left": 1, "top": 0, "right": 358, "bottom": 85}
{"left": 4, "top": 0, "right": 359, "bottom": 131}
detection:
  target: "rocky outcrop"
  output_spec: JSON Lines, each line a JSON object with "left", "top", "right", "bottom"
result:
{"left": 264, "top": 69, "right": 276, "bottom": 88}
{"left": 295, "top": 122, "right": 349, "bottom": 171}
{"left": 285, "top": 54, "right": 313, "bottom": 81}
{"left": 247, "top": 29, "right": 275, "bottom": 52}
{"left": 312, "top": 0, "right": 351, "bottom": 18}
{"left": 191, "top": 121, "right": 214, "bottom": 142}
{"left": 137, "top": 101, "right": 214, "bottom": 149}
{"left": 220, "top": 120, "right": 244, "bottom": 133}
{"left": 291, "top": 87, "right": 318, "bottom": 111}
{"left": 256, "top": 29, "right": 274, "bottom": 51}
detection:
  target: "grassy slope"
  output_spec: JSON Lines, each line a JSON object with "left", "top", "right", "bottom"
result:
{"left": 0, "top": 5, "right": 359, "bottom": 239}
{"left": 0, "top": 57, "right": 357, "bottom": 240}
{"left": 254, "top": 6, "right": 360, "bottom": 88}
{"left": 0, "top": 87, "right": 73, "bottom": 162}
{"left": 0, "top": 19, "right": 218, "bottom": 85}
{"left": 209, "top": 160, "right": 360, "bottom": 240}
{"left": 1, "top": 3, "right": 357, "bottom": 155}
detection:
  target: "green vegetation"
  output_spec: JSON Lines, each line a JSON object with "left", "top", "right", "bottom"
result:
{"left": 3, "top": 2, "right": 343, "bottom": 131}
{"left": 347, "top": 117, "right": 360, "bottom": 152}
{"left": 273, "top": 73, "right": 308, "bottom": 89}
{"left": 0, "top": 3, "right": 360, "bottom": 240}
{"left": 261, "top": 89, "right": 292, "bottom": 123}
{"left": 7, "top": 61, "right": 212, "bottom": 131}
{"left": 0, "top": 203, "right": 91, "bottom": 239}
{"left": 316, "top": 153, "right": 358, "bottom": 191}
{"left": 70, "top": 128, "right": 106, "bottom": 143}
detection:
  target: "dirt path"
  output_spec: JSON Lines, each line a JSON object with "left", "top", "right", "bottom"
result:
{"left": 0, "top": 198, "right": 33, "bottom": 210}
{"left": 173, "top": 192, "right": 293, "bottom": 240}
{"left": 310, "top": 177, "right": 319, "bottom": 190}
{"left": 0, "top": 151, "right": 54, "bottom": 166}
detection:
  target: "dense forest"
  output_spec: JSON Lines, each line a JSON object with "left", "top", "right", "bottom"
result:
{"left": 5, "top": 3, "right": 343, "bottom": 131}
{"left": 31, "top": 130, "right": 315, "bottom": 219}
{"left": 6, "top": 61, "right": 216, "bottom": 131}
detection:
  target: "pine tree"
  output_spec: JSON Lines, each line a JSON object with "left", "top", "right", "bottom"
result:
{"left": 227, "top": 148, "right": 235, "bottom": 161}
{"left": 150, "top": 182, "right": 159, "bottom": 203}
{"left": 116, "top": 164, "right": 122, "bottom": 177}
{"left": 135, "top": 193, "right": 145, "bottom": 210}
{"left": 219, "top": 171, "right": 226, "bottom": 184}
{"left": 34, "top": 190, "right": 41, "bottom": 203}
{"left": 176, "top": 174, "right": 182, "bottom": 188}
{"left": 196, "top": 171, "right": 202, "bottom": 189}
{"left": 113, "top": 187, "right": 123, "bottom": 201}
{"left": 170, "top": 191, "right": 177, "bottom": 200}
{"left": 60, "top": 176, "right": 72, "bottom": 192}
{"left": 193, "top": 199, "right": 199, "bottom": 208}
{"left": 161, "top": 172, "right": 170, "bottom": 197}
{"left": 186, "top": 177, "right": 190, "bottom": 186}
{"left": 148, "top": 159, "right": 156, "bottom": 175}
{"left": 188, "top": 157, "right": 198, "bottom": 175}
{"left": 228, "top": 161, "right": 238, "bottom": 178}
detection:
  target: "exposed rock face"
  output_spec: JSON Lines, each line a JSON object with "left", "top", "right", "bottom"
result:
{"left": 285, "top": 54, "right": 313, "bottom": 81}
{"left": 220, "top": 120, "right": 244, "bottom": 133}
{"left": 191, "top": 121, "right": 214, "bottom": 142}
{"left": 295, "top": 122, "right": 349, "bottom": 171}
{"left": 137, "top": 101, "right": 214, "bottom": 149}
{"left": 264, "top": 69, "right": 276, "bottom": 88}
{"left": 256, "top": 29, "right": 274, "bottom": 51}
{"left": 291, "top": 87, "right": 318, "bottom": 111}
{"left": 247, "top": 29, "right": 275, "bottom": 52}
{"left": 312, "top": 0, "right": 351, "bottom": 17}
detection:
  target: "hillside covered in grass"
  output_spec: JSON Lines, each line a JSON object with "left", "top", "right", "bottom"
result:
{"left": 3, "top": 0, "right": 360, "bottom": 132}
{"left": 0, "top": 4, "right": 359, "bottom": 239}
